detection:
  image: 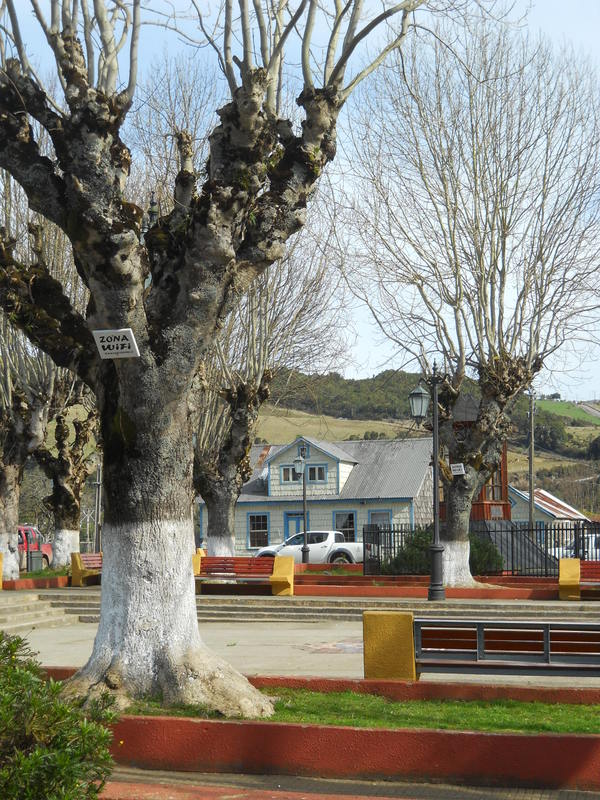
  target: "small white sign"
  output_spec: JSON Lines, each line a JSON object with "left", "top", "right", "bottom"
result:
{"left": 92, "top": 328, "right": 140, "bottom": 359}
{"left": 450, "top": 463, "right": 466, "bottom": 476}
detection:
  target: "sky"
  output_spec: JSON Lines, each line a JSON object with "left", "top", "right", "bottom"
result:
{"left": 344, "top": 0, "right": 600, "bottom": 402}
{"left": 8, "top": 1, "right": 600, "bottom": 401}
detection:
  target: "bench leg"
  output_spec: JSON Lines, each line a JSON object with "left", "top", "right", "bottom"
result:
{"left": 559, "top": 585, "right": 581, "bottom": 601}
{"left": 271, "top": 580, "right": 293, "bottom": 597}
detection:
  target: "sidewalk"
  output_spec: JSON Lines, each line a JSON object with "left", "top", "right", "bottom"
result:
{"left": 24, "top": 618, "right": 600, "bottom": 687}
{"left": 102, "top": 767, "right": 600, "bottom": 799}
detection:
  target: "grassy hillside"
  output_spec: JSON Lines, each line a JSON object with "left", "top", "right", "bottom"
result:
{"left": 256, "top": 404, "right": 413, "bottom": 443}
{"left": 536, "top": 399, "right": 600, "bottom": 426}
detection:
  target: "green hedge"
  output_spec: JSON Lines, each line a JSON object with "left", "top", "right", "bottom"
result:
{"left": 381, "top": 527, "right": 504, "bottom": 575}
{"left": 0, "top": 633, "right": 115, "bottom": 800}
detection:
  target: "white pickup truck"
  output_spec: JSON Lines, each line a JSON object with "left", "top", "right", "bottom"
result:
{"left": 254, "top": 530, "right": 363, "bottom": 564}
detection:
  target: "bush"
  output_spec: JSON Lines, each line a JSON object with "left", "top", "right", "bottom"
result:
{"left": 380, "top": 527, "right": 503, "bottom": 575}
{"left": 469, "top": 533, "right": 504, "bottom": 574}
{"left": 0, "top": 632, "right": 115, "bottom": 800}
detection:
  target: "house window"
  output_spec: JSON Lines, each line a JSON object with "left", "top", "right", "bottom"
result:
{"left": 281, "top": 466, "right": 301, "bottom": 483}
{"left": 485, "top": 469, "right": 503, "bottom": 501}
{"left": 335, "top": 511, "right": 356, "bottom": 542}
{"left": 369, "top": 510, "right": 391, "bottom": 527}
{"left": 308, "top": 464, "right": 327, "bottom": 483}
{"left": 248, "top": 514, "right": 269, "bottom": 548}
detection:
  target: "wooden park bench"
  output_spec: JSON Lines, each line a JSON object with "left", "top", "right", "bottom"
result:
{"left": 559, "top": 558, "right": 600, "bottom": 601}
{"left": 193, "top": 552, "right": 294, "bottom": 596}
{"left": 71, "top": 552, "right": 103, "bottom": 587}
{"left": 363, "top": 611, "right": 600, "bottom": 680}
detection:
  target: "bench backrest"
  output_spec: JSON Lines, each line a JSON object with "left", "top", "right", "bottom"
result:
{"left": 416, "top": 619, "right": 600, "bottom": 663}
{"left": 199, "top": 556, "right": 274, "bottom": 576}
{"left": 80, "top": 553, "right": 103, "bottom": 569}
{"left": 581, "top": 561, "right": 600, "bottom": 581}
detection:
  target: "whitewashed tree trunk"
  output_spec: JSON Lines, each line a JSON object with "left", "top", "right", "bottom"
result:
{"left": 0, "top": 465, "right": 21, "bottom": 579}
{"left": 68, "top": 518, "right": 270, "bottom": 715}
{"left": 204, "top": 493, "right": 237, "bottom": 556}
{"left": 52, "top": 528, "right": 80, "bottom": 568}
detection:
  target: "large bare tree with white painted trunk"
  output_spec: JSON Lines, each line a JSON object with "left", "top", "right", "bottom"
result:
{"left": 194, "top": 211, "right": 347, "bottom": 555}
{"left": 0, "top": 0, "right": 435, "bottom": 714}
{"left": 340, "top": 20, "right": 600, "bottom": 584}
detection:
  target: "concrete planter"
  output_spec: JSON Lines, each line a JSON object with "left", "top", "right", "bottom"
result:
{"left": 111, "top": 714, "right": 600, "bottom": 790}
{"left": 3, "top": 576, "right": 69, "bottom": 590}
{"left": 46, "top": 669, "right": 600, "bottom": 790}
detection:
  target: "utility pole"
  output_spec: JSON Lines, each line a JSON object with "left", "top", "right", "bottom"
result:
{"left": 528, "top": 390, "right": 535, "bottom": 531}
{"left": 94, "top": 457, "right": 103, "bottom": 552}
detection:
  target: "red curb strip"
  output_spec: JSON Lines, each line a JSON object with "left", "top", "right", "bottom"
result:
{"left": 111, "top": 716, "right": 600, "bottom": 790}
{"left": 3, "top": 576, "right": 69, "bottom": 590}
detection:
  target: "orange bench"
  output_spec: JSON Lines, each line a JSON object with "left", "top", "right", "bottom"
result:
{"left": 71, "top": 552, "right": 102, "bottom": 587}
{"left": 559, "top": 558, "right": 600, "bottom": 600}
{"left": 194, "top": 554, "right": 294, "bottom": 596}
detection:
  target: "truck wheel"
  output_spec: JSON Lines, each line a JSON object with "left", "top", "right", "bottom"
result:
{"left": 42, "top": 555, "right": 49, "bottom": 569}
{"left": 331, "top": 553, "right": 352, "bottom": 564}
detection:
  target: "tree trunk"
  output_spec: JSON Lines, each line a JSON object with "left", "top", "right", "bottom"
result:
{"left": 203, "top": 487, "right": 237, "bottom": 556}
{"left": 441, "top": 470, "right": 480, "bottom": 587}
{"left": 195, "top": 377, "right": 270, "bottom": 555}
{"left": 0, "top": 465, "right": 21, "bottom": 579}
{"left": 66, "top": 390, "right": 272, "bottom": 717}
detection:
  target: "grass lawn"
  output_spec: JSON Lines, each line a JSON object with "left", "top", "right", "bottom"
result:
{"left": 126, "top": 688, "right": 600, "bottom": 735}
{"left": 536, "top": 400, "right": 600, "bottom": 426}
{"left": 20, "top": 566, "right": 69, "bottom": 579}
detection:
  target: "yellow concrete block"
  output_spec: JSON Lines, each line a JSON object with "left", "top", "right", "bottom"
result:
{"left": 192, "top": 549, "right": 204, "bottom": 576}
{"left": 363, "top": 611, "right": 416, "bottom": 681}
{"left": 559, "top": 558, "right": 581, "bottom": 601}
{"left": 270, "top": 555, "right": 294, "bottom": 596}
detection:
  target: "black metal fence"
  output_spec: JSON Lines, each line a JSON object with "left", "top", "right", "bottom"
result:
{"left": 363, "top": 520, "right": 600, "bottom": 577}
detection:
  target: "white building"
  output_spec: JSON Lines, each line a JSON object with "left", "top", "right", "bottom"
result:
{"left": 197, "top": 436, "right": 434, "bottom": 555}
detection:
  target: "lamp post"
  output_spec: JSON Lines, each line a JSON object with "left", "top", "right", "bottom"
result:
{"left": 293, "top": 446, "right": 309, "bottom": 563}
{"left": 409, "top": 363, "right": 445, "bottom": 601}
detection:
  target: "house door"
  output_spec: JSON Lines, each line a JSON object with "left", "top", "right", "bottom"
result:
{"left": 284, "top": 511, "right": 309, "bottom": 539}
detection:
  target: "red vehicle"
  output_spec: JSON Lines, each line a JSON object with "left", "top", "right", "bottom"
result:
{"left": 17, "top": 525, "right": 53, "bottom": 570}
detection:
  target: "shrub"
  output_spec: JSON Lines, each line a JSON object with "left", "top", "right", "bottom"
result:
{"left": 0, "top": 632, "right": 115, "bottom": 800}
{"left": 380, "top": 527, "right": 503, "bottom": 575}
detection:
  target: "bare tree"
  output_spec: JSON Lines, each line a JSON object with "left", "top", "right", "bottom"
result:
{"left": 0, "top": 314, "right": 56, "bottom": 578}
{"left": 0, "top": 0, "right": 471, "bottom": 713}
{"left": 340, "top": 20, "right": 600, "bottom": 584}
{"left": 194, "top": 205, "right": 347, "bottom": 555}
{"left": 34, "top": 381, "right": 97, "bottom": 567}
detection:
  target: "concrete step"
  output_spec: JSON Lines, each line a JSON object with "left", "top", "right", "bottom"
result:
{"left": 36, "top": 590, "right": 600, "bottom": 624}
{"left": 0, "top": 598, "right": 76, "bottom": 634}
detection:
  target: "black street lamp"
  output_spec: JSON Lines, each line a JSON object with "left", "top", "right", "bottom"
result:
{"left": 409, "top": 364, "right": 445, "bottom": 601}
{"left": 293, "top": 446, "right": 309, "bottom": 563}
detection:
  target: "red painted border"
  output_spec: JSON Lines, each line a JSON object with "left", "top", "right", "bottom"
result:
{"left": 111, "top": 715, "right": 600, "bottom": 789}
{"left": 3, "top": 576, "right": 69, "bottom": 590}
{"left": 294, "top": 585, "right": 557, "bottom": 599}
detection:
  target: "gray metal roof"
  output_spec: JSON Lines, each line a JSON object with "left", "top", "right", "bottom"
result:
{"left": 239, "top": 437, "right": 432, "bottom": 502}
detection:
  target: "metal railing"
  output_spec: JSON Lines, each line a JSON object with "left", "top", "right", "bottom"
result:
{"left": 363, "top": 520, "right": 600, "bottom": 577}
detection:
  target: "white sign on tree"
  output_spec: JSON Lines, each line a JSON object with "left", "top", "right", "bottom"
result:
{"left": 92, "top": 329, "right": 140, "bottom": 359}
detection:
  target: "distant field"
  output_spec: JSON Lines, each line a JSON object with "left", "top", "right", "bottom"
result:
{"left": 507, "top": 446, "right": 581, "bottom": 476}
{"left": 256, "top": 404, "right": 413, "bottom": 443}
{"left": 536, "top": 399, "right": 600, "bottom": 426}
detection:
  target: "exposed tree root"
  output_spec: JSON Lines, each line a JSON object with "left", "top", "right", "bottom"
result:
{"left": 62, "top": 645, "right": 274, "bottom": 718}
